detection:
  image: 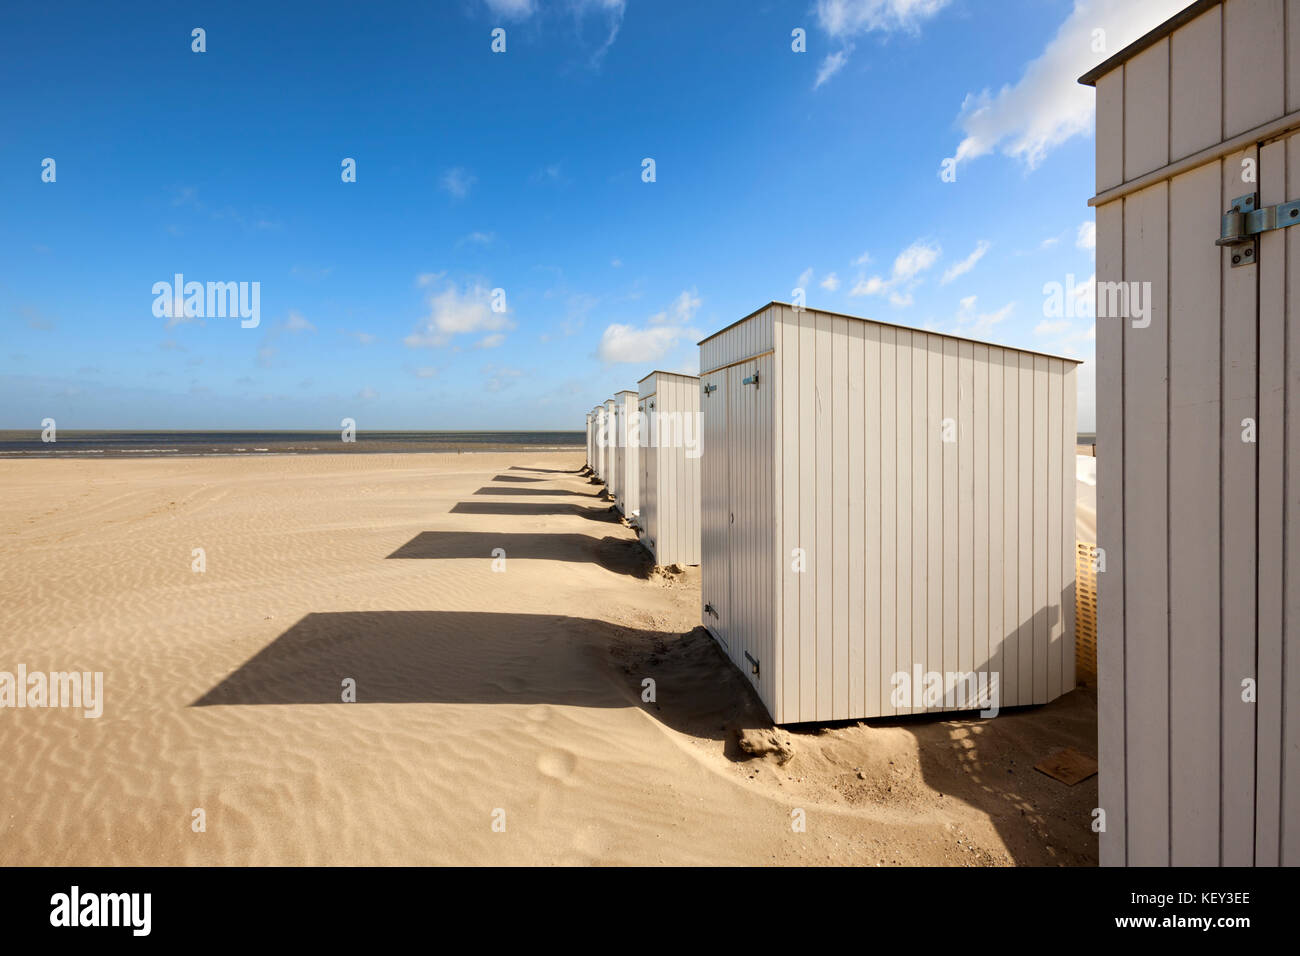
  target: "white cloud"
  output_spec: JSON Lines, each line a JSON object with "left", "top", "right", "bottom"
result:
{"left": 853, "top": 251, "right": 872, "bottom": 266}
{"left": 1077, "top": 220, "right": 1096, "bottom": 250}
{"left": 947, "top": 0, "right": 1188, "bottom": 171}
{"left": 813, "top": 0, "right": 949, "bottom": 86}
{"left": 483, "top": 365, "right": 523, "bottom": 392}
{"left": 476, "top": 333, "right": 506, "bottom": 349}
{"left": 458, "top": 231, "right": 495, "bottom": 246}
{"left": 1035, "top": 319, "right": 1071, "bottom": 335}
{"left": 598, "top": 290, "right": 701, "bottom": 364}
{"left": 483, "top": 0, "right": 535, "bottom": 20}
{"left": 356, "top": 386, "right": 378, "bottom": 401}
{"left": 821, "top": 272, "right": 841, "bottom": 291}
{"left": 850, "top": 239, "right": 941, "bottom": 305}
{"left": 815, "top": 49, "right": 851, "bottom": 89}
{"left": 441, "top": 167, "right": 476, "bottom": 199}
{"left": 285, "top": 310, "right": 316, "bottom": 333}
{"left": 405, "top": 280, "right": 515, "bottom": 348}
{"left": 797, "top": 267, "right": 815, "bottom": 290}
{"left": 344, "top": 331, "right": 377, "bottom": 346}
{"left": 413, "top": 366, "right": 438, "bottom": 378}
{"left": 1040, "top": 236, "right": 1060, "bottom": 249}
{"left": 940, "top": 240, "right": 990, "bottom": 285}
{"left": 956, "top": 295, "right": 1015, "bottom": 338}
{"left": 816, "top": 0, "right": 950, "bottom": 37}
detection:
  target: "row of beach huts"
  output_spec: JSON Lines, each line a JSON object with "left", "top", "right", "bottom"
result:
{"left": 582, "top": 301, "right": 1081, "bottom": 729}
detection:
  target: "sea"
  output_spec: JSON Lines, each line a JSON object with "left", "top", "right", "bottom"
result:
{"left": 0, "top": 430, "right": 585, "bottom": 459}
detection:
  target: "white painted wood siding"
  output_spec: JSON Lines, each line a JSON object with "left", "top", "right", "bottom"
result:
{"left": 638, "top": 372, "right": 701, "bottom": 566}
{"left": 614, "top": 391, "right": 639, "bottom": 515}
{"left": 701, "top": 302, "right": 1078, "bottom": 726}
{"left": 1089, "top": 0, "right": 1300, "bottom": 866}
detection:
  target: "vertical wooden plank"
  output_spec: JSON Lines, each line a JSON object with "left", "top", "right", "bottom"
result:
{"left": 928, "top": 338, "right": 944, "bottom": 710}
{"left": 1220, "top": 149, "right": 1258, "bottom": 865}
{"left": 1003, "top": 351, "right": 1021, "bottom": 710}
{"left": 959, "top": 341, "right": 975, "bottom": 689}
{"left": 1289, "top": 0, "right": 1300, "bottom": 113}
{"left": 942, "top": 339, "right": 958, "bottom": 704}
{"left": 1047, "top": 360, "right": 1063, "bottom": 703}
{"left": 912, "top": 337, "right": 928, "bottom": 713}
{"left": 816, "top": 313, "right": 835, "bottom": 720}
{"left": 1168, "top": 160, "right": 1225, "bottom": 866}
{"left": 865, "top": 325, "right": 882, "bottom": 717}
{"left": 880, "top": 328, "right": 897, "bottom": 716}
{"left": 1224, "top": 0, "right": 1285, "bottom": 138}
{"left": 1284, "top": 135, "right": 1300, "bottom": 866}
{"left": 1062, "top": 365, "right": 1077, "bottom": 694}
{"left": 1033, "top": 355, "right": 1050, "bottom": 704}
{"left": 1170, "top": 7, "right": 1223, "bottom": 161}
{"left": 1097, "top": 68, "right": 1125, "bottom": 192}
{"left": 1124, "top": 39, "right": 1170, "bottom": 182}
{"left": 1018, "top": 353, "right": 1035, "bottom": 709}
{"left": 832, "top": 315, "right": 850, "bottom": 719}
{"left": 897, "top": 331, "right": 914, "bottom": 715}
{"left": 1257, "top": 135, "right": 1291, "bottom": 863}
{"left": 988, "top": 352, "right": 1004, "bottom": 709}
{"left": 780, "top": 316, "right": 801, "bottom": 721}
{"left": 847, "top": 320, "right": 866, "bottom": 718}
{"left": 1096, "top": 197, "right": 1127, "bottom": 867}
{"left": 1124, "top": 181, "right": 1170, "bottom": 866}
{"left": 799, "top": 307, "right": 817, "bottom": 722}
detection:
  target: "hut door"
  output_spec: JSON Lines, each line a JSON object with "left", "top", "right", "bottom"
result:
{"left": 700, "top": 371, "right": 730, "bottom": 649}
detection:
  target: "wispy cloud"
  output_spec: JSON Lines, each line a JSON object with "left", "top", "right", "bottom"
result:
{"left": 946, "top": 0, "right": 1187, "bottom": 171}
{"left": 940, "top": 240, "right": 990, "bottom": 285}
{"left": 441, "top": 167, "right": 476, "bottom": 199}
{"left": 850, "top": 239, "right": 941, "bottom": 306}
{"left": 405, "top": 279, "right": 515, "bottom": 348}
{"left": 598, "top": 290, "right": 701, "bottom": 364}
{"left": 813, "top": 0, "right": 949, "bottom": 87}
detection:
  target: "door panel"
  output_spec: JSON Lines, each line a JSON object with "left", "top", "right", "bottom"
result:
{"left": 700, "top": 371, "right": 729, "bottom": 649}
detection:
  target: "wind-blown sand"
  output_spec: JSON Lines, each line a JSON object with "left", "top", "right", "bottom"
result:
{"left": 0, "top": 453, "right": 1097, "bottom": 865}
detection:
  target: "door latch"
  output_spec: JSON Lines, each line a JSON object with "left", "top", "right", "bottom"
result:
{"left": 1217, "top": 192, "right": 1300, "bottom": 267}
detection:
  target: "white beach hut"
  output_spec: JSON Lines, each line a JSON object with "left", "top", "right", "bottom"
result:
{"left": 1082, "top": 0, "right": 1300, "bottom": 866}
{"left": 637, "top": 370, "right": 701, "bottom": 567}
{"left": 603, "top": 398, "right": 617, "bottom": 498}
{"left": 585, "top": 409, "right": 594, "bottom": 472}
{"left": 613, "top": 390, "right": 639, "bottom": 516}
{"left": 698, "top": 302, "right": 1080, "bottom": 726}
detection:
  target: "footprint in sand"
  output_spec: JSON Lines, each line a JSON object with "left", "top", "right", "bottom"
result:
{"left": 537, "top": 748, "right": 578, "bottom": 782}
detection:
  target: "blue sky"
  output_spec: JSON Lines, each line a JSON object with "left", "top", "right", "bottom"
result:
{"left": 0, "top": 0, "right": 1189, "bottom": 431}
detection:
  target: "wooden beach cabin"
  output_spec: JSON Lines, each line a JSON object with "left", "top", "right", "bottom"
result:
{"left": 637, "top": 370, "right": 702, "bottom": 567}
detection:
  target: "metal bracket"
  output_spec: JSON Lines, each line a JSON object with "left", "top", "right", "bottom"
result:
{"left": 742, "top": 372, "right": 759, "bottom": 386}
{"left": 704, "top": 603, "right": 717, "bottom": 618}
{"left": 1217, "top": 192, "right": 1300, "bottom": 267}
{"left": 744, "top": 651, "right": 760, "bottom": 678}
{"left": 703, "top": 384, "right": 717, "bottom": 396}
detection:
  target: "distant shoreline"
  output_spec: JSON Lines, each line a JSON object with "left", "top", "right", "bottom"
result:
{"left": 0, "top": 430, "right": 584, "bottom": 459}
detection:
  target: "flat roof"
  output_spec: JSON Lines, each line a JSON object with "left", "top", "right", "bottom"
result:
{"left": 636, "top": 369, "right": 701, "bottom": 384}
{"left": 1078, "top": 0, "right": 1216, "bottom": 86}
{"left": 698, "top": 301, "right": 1084, "bottom": 365}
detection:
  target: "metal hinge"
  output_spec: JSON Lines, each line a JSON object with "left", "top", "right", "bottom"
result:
{"left": 1217, "top": 192, "right": 1300, "bottom": 267}
{"left": 704, "top": 603, "right": 717, "bottom": 618}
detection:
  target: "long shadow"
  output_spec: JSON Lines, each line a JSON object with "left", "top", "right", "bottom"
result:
{"left": 191, "top": 613, "right": 764, "bottom": 751}
{"left": 508, "top": 466, "right": 578, "bottom": 474}
{"left": 450, "top": 501, "right": 618, "bottom": 522}
{"left": 491, "top": 475, "right": 548, "bottom": 483}
{"left": 387, "top": 530, "right": 653, "bottom": 577}
{"left": 472, "top": 486, "right": 597, "bottom": 497}
{"left": 894, "top": 597, "right": 1098, "bottom": 865}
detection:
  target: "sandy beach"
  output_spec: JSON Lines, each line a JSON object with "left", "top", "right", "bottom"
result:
{"left": 0, "top": 452, "right": 1097, "bottom": 866}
